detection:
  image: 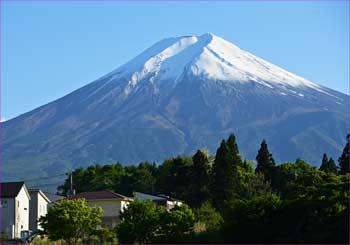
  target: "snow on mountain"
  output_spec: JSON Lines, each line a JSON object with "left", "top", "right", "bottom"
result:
{"left": 107, "top": 33, "right": 332, "bottom": 98}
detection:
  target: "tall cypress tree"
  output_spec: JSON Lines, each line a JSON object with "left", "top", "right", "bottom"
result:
{"left": 327, "top": 158, "right": 338, "bottom": 174}
{"left": 320, "top": 153, "right": 329, "bottom": 169}
{"left": 212, "top": 134, "right": 244, "bottom": 208}
{"left": 189, "top": 149, "right": 211, "bottom": 207}
{"left": 226, "top": 134, "right": 243, "bottom": 167}
{"left": 319, "top": 154, "right": 337, "bottom": 174}
{"left": 338, "top": 134, "right": 350, "bottom": 175}
{"left": 255, "top": 139, "right": 275, "bottom": 179}
{"left": 212, "top": 140, "right": 234, "bottom": 207}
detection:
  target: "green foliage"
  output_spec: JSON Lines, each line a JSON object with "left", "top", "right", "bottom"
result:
{"left": 255, "top": 139, "right": 275, "bottom": 180}
{"left": 116, "top": 199, "right": 195, "bottom": 244}
{"left": 212, "top": 135, "right": 245, "bottom": 208}
{"left": 39, "top": 199, "right": 102, "bottom": 245}
{"left": 320, "top": 154, "right": 337, "bottom": 174}
{"left": 58, "top": 162, "right": 157, "bottom": 196}
{"left": 194, "top": 201, "right": 223, "bottom": 232}
{"left": 222, "top": 193, "right": 282, "bottom": 243}
{"left": 338, "top": 134, "right": 350, "bottom": 174}
{"left": 188, "top": 150, "right": 211, "bottom": 207}
{"left": 159, "top": 204, "right": 195, "bottom": 243}
{"left": 156, "top": 156, "right": 192, "bottom": 201}
{"left": 116, "top": 199, "right": 162, "bottom": 244}
{"left": 226, "top": 134, "right": 243, "bottom": 167}
{"left": 90, "top": 227, "right": 116, "bottom": 244}
{"left": 57, "top": 133, "right": 350, "bottom": 244}
{"left": 269, "top": 198, "right": 349, "bottom": 243}
{"left": 0, "top": 232, "right": 8, "bottom": 243}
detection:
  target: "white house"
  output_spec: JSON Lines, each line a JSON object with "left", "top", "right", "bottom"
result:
{"left": 68, "top": 191, "right": 132, "bottom": 228}
{"left": 134, "top": 192, "right": 183, "bottom": 210}
{"left": 0, "top": 182, "right": 31, "bottom": 239}
{"left": 28, "top": 189, "right": 51, "bottom": 231}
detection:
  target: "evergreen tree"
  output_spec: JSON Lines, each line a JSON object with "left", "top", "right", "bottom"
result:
{"left": 212, "top": 134, "right": 243, "bottom": 208}
{"left": 338, "top": 134, "right": 350, "bottom": 174}
{"left": 212, "top": 140, "right": 232, "bottom": 205}
{"left": 320, "top": 153, "right": 328, "bottom": 169}
{"left": 319, "top": 154, "right": 337, "bottom": 174}
{"left": 255, "top": 139, "right": 275, "bottom": 179}
{"left": 327, "top": 158, "right": 337, "bottom": 174}
{"left": 226, "top": 134, "right": 243, "bottom": 167}
{"left": 189, "top": 149, "right": 211, "bottom": 207}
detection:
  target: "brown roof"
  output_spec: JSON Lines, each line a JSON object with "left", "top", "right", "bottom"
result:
{"left": 0, "top": 182, "right": 25, "bottom": 198}
{"left": 67, "top": 190, "right": 129, "bottom": 200}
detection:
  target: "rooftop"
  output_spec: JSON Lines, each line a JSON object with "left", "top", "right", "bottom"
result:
{"left": 0, "top": 181, "right": 25, "bottom": 198}
{"left": 67, "top": 190, "right": 130, "bottom": 201}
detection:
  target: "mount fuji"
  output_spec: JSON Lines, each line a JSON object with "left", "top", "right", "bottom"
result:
{"left": 2, "top": 33, "right": 349, "bottom": 181}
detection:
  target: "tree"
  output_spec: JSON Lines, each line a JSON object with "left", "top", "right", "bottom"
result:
{"left": 116, "top": 199, "right": 162, "bottom": 244}
{"left": 188, "top": 149, "right": 211, "bottom": 207}
{"left": 116, "top": 199, "right": 196, "bottom": 244}
{"left": 226, "top": 134, "right": 243, "bottom": 167}
{"left": 255, "top": 139, "right": 275, "bottom": 180}
{"left": 319, "top": 154, "right": 337, "bottom": 174}
{"left": 212, "top": 140, "right": 233, "bottom": 205}
{"left": 212, "top": 135, "right": 244, "bottom": 208}
{"left": 90, "top": 227, "right": 116, "bottom": 244}
{"left": 338, "top": 134, "right": 350, "bottom": 174}
{"left": 221, "top": 193, "right": 281, "bottom": 243}
{"left": 159, "top": 204, "right": 195, "bottom": 242}
{"left": 320, "top": 153, "right": 329, "bottom": 169}
{"left": 194, "top": 201, "right": 223, "bottom": 232}
{"left": 39, "top": 199, "right": 102, "bottom": 245}
{"left": 156, "top": 156, "right": 192, "bottom": 201}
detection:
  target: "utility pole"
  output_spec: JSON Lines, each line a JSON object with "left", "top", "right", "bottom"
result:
{"left": 66, "top": 171, "right": 76, "bottom": 197}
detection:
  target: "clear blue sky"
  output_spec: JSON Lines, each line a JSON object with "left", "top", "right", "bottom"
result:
{"left": 1, "top": 1, "right": 349, "bottom": 121}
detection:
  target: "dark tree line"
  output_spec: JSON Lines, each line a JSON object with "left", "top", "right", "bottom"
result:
{"left": 58, "top": 133, "right": 350, "bottom": 244}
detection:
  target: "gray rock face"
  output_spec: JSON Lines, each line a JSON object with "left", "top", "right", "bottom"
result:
{"left": 2, "top": 33, "right": 349, "bottom": 181}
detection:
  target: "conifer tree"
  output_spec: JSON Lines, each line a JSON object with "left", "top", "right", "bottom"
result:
{"left": 212, "top": 134, "right": 244, "bottom": 208}
{"left": 327, "top": 158, "right": 338, "bottom": 174}
{"left": 226, "top": 134, "right": 243, "bottom": 167}
{"left": 255, "top": 139, "right": 275, "bottom": 179}
{"left": 319, "top": 154, "right": 337, "bottom": 174}
{"left": 320, "top": 153, "right": 328, "bottom": 168}
{"left": 338, "top": 134, "right": 350, "bottom": 174}
{"left": 212, "top": 140, "right": 233, "bottom": 206}
{"left": 189, "top": 149, "right": 211, "bottom": 207}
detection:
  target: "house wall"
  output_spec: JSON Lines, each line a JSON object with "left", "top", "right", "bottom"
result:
{"left": 0, "top": 197, "right": 15, "bottom": 239}
{"left": 86, "top": 199, "right": 127, "bottom": 228}
{"left": 14, "top": 187, "right": 30, "bottom": 238}
{"left": 37, "top": 193, "right": 48, "bottom": 229}
{"left": 29, "top": 191, "right": 48, "bottom": 230}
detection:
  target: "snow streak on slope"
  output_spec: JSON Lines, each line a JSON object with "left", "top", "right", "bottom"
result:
{"left": 107, "top": 33, "right": 328, "bottom": 96}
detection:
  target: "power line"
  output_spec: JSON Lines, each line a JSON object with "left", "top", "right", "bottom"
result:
{"left": 16, "top": 172, "right": 69, "bottom": 183}
{"left": 29, "top": 182, "right": 65, "bottom": 188}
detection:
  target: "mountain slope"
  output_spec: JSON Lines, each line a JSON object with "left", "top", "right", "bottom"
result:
{"left": 2, "top": 33, "right": 349, "bottom": 181}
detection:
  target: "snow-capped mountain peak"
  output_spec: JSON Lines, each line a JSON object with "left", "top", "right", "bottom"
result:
{"left": 110, "top": 33, "right": 324, "bottom": 94}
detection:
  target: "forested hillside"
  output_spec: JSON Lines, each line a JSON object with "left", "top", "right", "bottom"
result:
{"left": 57, "top": 133, "right": 350, "bottom": 244}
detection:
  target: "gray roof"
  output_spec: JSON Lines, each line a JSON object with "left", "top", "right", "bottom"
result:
{"left": 67, "top": 191, "right": 130, "bottom": 201}
{"left": 43, "top": 192, "right": 65, "bottom": 202}
{"left": 133, "top": 192, "right": 167, "bottom": 201}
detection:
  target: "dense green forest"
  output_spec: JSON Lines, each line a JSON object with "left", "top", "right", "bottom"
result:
{"left": 58, "top": 134, "right": 350, "bottom": 244}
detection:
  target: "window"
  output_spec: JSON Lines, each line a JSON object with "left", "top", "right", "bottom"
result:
{"left": 0, "top": 200, "right": 8, "bottom": 208}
